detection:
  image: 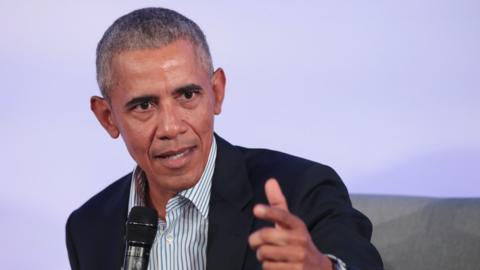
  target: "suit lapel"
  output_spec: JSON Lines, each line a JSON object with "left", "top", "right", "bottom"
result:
{"left": 206, "top": 135, "right": 254, "bottom": 270}
{"left": 101, "top": 174, "right": 131, "bottom": 269}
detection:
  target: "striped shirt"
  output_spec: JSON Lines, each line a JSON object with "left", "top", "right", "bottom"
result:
{"left": 128, "top": 137, "right": 217, "bottom": 270}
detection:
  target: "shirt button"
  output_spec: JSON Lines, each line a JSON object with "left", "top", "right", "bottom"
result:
{"left": 166, "top": 233, "right": 174, "bottom": 243}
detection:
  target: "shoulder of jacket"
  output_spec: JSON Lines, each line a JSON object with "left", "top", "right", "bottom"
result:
{"left": 68, "top": 173, "right": 132, "bottom": 222}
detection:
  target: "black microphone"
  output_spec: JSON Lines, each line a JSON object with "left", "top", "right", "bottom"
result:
{"left": 123, "top": 206, "right": 158, "bottom": 270}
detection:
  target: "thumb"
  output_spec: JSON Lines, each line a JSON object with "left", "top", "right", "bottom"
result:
{"left": 265, "top": 178, "right": 289, "bottom": 211}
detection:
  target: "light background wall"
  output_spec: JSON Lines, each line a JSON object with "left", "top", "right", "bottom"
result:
{"left": 1, "top": 0, "right": 478, "bottom": 269}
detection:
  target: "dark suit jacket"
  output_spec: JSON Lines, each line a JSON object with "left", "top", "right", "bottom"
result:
{"left": 66, "top": 135, "right": 383, "bottom": 270}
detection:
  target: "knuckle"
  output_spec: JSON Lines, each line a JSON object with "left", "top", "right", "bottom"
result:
{"left": 257, "top": 246, "right": 266, "bottom": 259}
{"left": 297, "top": 249, "right": 306, "bottom": 261}
{"left": 248, "top": 233, "right": 256, "bottom": 245}
{"left": 256, "top": 249, "right": 262, "bottom": 260}
{"left": 260, "top": 227, "right": 275, "bottom": 240}
{"left": 297, "top": 234, "right": 309, "bottom": 246}
{"left": 249, "top": 232, "right": 263, "bottom": 248}
{"left": 257, "top": 230, "right": 267, "bottom": 242}
{"left": 279, "top": 209, "right": 290, "bottom": 222}
{"left": 298, "top": 219, "right": 307, "bottom": 230}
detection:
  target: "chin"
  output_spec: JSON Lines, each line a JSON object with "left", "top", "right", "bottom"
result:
{"left": 157, "top": 171, "right": 202, "bottom": 192}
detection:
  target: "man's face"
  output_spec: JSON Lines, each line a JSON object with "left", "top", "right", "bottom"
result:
{"left": 92, "top": 40, "right": 225, "bottom": 196}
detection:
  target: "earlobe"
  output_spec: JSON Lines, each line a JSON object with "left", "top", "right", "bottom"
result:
{"left": 211, "top": 68, "right": 226, "bottom": 115}
{"left": 90, "top": 96, "right": 120, "bottom": 138}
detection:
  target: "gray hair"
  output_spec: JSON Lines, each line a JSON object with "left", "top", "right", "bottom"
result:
{"left": 96, "top": 7, "right": 214, "bottom": 98}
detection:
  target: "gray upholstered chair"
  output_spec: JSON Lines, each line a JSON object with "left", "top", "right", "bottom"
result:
{"left": 351, "top": 195, "right": 480, "bottom": 270}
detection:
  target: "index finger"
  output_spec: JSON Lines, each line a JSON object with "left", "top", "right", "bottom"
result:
{"left": 265, "top": 178, "right": 289, "bottom": 211}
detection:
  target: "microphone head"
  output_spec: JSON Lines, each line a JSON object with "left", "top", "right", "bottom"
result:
{"left": 126, "top": 206, "right": 158, "bottom": 246}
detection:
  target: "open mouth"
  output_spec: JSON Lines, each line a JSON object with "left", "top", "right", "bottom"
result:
{"left": 155, "top": 146, "right": 195, "bottom": 160}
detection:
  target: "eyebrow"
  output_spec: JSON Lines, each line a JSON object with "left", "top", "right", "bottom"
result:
{"left": 124, "top": 95, "right": 158, "bottom": 109}
{"left": 174, "top": 84, "right": 203, "bottom": 95}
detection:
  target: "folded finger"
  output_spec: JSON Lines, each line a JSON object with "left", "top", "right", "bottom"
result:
{"left": 262, "top": 261, "right": 301, "bottom": 270}
{"left": 256, "top": 245, "right": 305, "bottom": 262}
{"left": 253, "top": 204, "right": 304, "bottom": 230}
{"left": 248, "top": 227, "right": 291, "bottom": 249}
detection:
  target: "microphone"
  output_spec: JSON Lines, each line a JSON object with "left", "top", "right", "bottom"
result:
{"left": 123, "top": 206, "right": 158, "bottom": 270}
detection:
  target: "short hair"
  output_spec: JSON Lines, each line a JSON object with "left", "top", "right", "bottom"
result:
{"left": 96, "top": 7, "right": 214, "bottom": 99}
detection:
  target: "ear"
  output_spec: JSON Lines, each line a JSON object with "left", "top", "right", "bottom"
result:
{"left": 211, "top": 68, "right": 226, "bottom": 115}
{"left": 90, "top": 96, "right": 120, "bottom": 138}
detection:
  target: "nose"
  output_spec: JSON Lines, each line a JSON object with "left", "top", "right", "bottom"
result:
{"left": 155, "top": 102, "right": 187, "bottom": 140}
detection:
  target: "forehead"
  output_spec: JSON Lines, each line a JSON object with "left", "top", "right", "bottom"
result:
{"left": 109, "top": 40, "right": 210, "bottom": 102}
{"left": 109, "top": 40, "right": 208, "bottom": 95}
{"left": 112, "top": 40, "right": 201, "bottom": 76}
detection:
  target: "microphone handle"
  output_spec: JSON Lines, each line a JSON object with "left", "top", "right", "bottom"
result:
{"left": 123, "top": 244, "right": 150, "bottom": 270}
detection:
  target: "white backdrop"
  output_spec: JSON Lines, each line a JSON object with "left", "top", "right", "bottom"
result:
{"left": 1, "top": 1, "right": 479, "bottom": 269}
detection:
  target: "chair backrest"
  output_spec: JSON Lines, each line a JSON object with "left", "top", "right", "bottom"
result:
{"left": 351, "top": 194, "right": 480, "bottom": 270}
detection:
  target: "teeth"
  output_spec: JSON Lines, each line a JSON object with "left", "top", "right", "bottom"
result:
{"left": 165, "top": 149, "right": 188, "bottom": 160}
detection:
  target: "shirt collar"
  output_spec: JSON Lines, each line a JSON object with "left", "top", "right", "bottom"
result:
{"left": 128, "top": 136, "right": 217, "bottom": 219}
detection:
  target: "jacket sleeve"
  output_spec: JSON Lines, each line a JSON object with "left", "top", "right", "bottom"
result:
{"left": 291, "top": 165, "right": 384, "bottom": 270}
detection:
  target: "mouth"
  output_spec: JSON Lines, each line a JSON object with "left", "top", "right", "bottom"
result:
{"left": 156, "top": 147, "right": 194, "bottom": 159}
{"left": 153, "top": 146, "right": 196, "bottom": 168}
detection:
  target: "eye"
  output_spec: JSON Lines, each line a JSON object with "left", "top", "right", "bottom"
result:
{"left": 175, "top": 85, "right": 202, "bottom": 103}
{"left": 182, "top": 89, "right": 197, "bottom": 100}
{"left": 138, "top": 101, "right": 151, "bottom": 110}
{"left": 183, "top": 91, "right": 194, "bottom": 99}
{"left": 133, "top": 100, "right": 153, "bottom": 111}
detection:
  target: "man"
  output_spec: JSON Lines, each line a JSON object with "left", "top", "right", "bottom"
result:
{"left": 66, "top": 7, "right": 383, "bottom": 270}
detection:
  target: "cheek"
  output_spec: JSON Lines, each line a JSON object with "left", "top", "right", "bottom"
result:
{"left": 119, "top": 120, "right": 155, "bottom": 160}
{"left": 187, "top": 105, "right": 215, "bottom": 135}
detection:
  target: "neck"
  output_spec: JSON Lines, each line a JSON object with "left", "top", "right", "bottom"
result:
{"left": 146, "top": 184, "right": 176, "bottom": 220}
